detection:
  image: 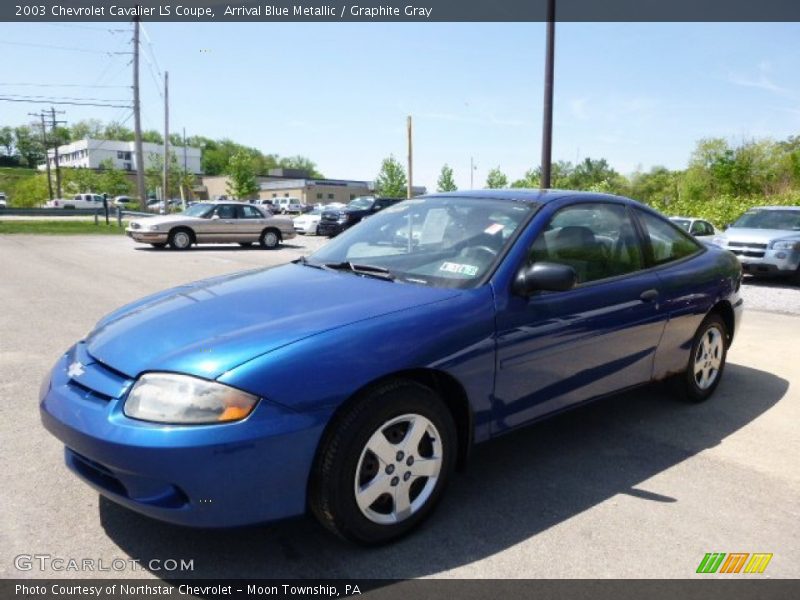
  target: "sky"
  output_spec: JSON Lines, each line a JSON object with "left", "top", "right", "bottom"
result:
{"left": 1, "top": 21, "right": 799, "bottom": 190}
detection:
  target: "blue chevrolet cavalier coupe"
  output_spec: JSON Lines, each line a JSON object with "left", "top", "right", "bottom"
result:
{"left": 41, "top": 190, "right": 743, "bottom": 544}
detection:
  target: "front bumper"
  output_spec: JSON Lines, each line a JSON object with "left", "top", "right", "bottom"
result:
{"left": 316, "top": 221, "right": 347, "bottom": 237}
{"left": 39, "top": 346, "right": 326, "bottom": 527}
{"left": 724, "top": 245, "right": 800, "bottom": 276}
{"left": 126, "top": 229, "right": 168, "bottom": 244}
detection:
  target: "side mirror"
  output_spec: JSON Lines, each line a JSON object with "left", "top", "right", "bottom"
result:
{"left": 513, "top": 262, "right": 577, "bottom": 296}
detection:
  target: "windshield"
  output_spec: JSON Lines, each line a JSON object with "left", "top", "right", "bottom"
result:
{"left": 183, "top": 203, "right": 215, "bottom": 218}
{"left": 308, "top": 196, "right": 536, "bottom": 289}
{"left": 732, "top": 209, "right": 800, "bottom": 230}
{"left": 347, "top": 197, "right": 375, "bottom": 210}
{"left": 670, "top": 218, "right": 691, "bottom": 232}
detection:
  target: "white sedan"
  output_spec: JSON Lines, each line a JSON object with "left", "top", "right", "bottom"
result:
{"left": 669, "top": 216, "right": 719, "bottom": 239}
{"left": 293, "top": 208, "right": 323, "bottom": 235}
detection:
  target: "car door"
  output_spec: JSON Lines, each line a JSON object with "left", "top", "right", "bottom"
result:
{"left": 237, "top": 204, "right": 266, "bottom": 241}
{"left": 201, "top": 204, "right": 238, "bottom": 242}
{"left": 493, "top": 201, "right": 668, "bottom": 432}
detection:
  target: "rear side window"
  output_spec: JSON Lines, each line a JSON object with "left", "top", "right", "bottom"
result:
{"left": 527, "top": 202, "right": 644, "bottom": 284}
{"left": 635, "top": 209, "right": 701, "bottom": 265}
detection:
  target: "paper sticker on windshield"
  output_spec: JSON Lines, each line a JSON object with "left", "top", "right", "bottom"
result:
{"left": 484, "top": 223, "right": 504, "bottom": 235}
{"left": 440, "top": 262, "right": 479, "bottom": 277}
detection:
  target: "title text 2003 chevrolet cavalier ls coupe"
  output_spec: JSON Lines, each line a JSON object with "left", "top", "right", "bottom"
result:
{"left": 41, "top": 190, "right": 743, "bottom": 544}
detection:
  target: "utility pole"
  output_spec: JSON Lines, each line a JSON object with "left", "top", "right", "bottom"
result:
{"left": 132, "top": 17, "right": 147, "bottom": 210}
{"left": 406, "top": 115, "right": 413, "bottom": 199}
{"left": 163, "top": 70, "right": 169, "bottom": 206}
{"left": 49, "top": 107, "right": 66, "bottom": 198}
{"left": 30, "top": 111, "right": 54, "bottom": 201}
{"left": 182, "top": 126, "right": 188, "bottom": 208}
{"left": 540, "top": 0, "right": 556, "bottom": 189}
{"left": 470, "top": 156, "right": 476, "bottom": 189}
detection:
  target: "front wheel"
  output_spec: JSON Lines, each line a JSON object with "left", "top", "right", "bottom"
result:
{"left": 675, "top": 313, "right": 728, "bottom": 403}
{"left": 309, "top": 380, "right": 457, "bottom": 545}
{"left": 168, "top": 228, "right": 193, "bottom": 250}
{"left": 259, "top": 229, "right": 280, "bottom": 249}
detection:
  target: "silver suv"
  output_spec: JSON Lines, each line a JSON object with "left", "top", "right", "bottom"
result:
{"left": 711, "top": 206, "right": 800, "bottom": 284}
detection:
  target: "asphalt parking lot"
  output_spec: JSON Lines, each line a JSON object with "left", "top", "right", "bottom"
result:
{"left": 0, "top": 234, "right": 798, "bottom": 579}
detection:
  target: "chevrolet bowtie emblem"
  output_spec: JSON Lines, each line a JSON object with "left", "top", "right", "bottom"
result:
{"left": 67, "top": 361, "right": 85, "bottom": 378}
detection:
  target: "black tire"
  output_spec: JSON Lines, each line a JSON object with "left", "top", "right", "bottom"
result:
{"left": 674, "top": 313, "right": 729, "bottom": 403}
{"left": 309, "top": 379, "right": 457, "bottom": 545}
{"left": 259, "top": 228, "right": 281, "bottom": 249}
{"left": 168, "top": 228, "right": 193, "bottom": 250}
{"left": 238, "top": 242, "right": 253, "bottom": 247}
{"left": 150, "top": 243, "right": 167, "bottom": 249}
{"left": 791, "top": 266, "right": 800, "bottom": 286}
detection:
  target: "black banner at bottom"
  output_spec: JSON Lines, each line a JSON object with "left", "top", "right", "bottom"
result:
{"left": 3, "top": 579, "right": 800, "bottom": 600}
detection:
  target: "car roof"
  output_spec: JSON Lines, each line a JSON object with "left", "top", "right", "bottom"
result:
{"left": 424, "top": 188, "right": 631, "bottom": 205}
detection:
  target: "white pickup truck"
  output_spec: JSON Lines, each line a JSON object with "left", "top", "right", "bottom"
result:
{"left": 46, "top": 193, "right": 106, "bottom": 209}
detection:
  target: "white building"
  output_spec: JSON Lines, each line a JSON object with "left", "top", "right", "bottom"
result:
{"left": 39, "top": 138, "right": 203, "bottom": 174}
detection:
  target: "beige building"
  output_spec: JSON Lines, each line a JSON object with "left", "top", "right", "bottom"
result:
{"left": 198, "top": 169, "right": 426, "bottom": 204}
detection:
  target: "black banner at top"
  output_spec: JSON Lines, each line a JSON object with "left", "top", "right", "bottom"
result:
{"left": 3, "top": 0, "right": 800, "bottom": 22}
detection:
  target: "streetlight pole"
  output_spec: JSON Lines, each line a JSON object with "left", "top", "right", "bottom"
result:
{"left": 540, "top": 0, "right": 555, "bottom": 189}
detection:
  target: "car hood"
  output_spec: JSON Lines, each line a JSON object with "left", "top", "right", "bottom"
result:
{"left": 86, "top": 264, "right": 459, "bottom": 380}
{"left": 720, "top": 228, "right": 800, "bottom": 244}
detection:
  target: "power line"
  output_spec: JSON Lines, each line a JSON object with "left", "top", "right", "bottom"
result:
{"left": 0, "top": 41, "right": 131, "bottom": 55}
{"left": 0, "top": 82, "right": 129, "bottom": 89}
{"left": 0, "top": 97, "right": 132, "bottom": 108}
{"left": 1, "top": 93, "right": 130, "bottom": 103}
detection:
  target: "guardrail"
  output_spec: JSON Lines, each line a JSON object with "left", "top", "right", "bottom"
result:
{"left": 0, "top": 207, "right": 103, "bottom": 217}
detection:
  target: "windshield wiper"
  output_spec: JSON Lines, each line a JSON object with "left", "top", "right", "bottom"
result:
{"left": 321, "top": 261, "right": 396, "bottom": 281}
{"left": 293, "top": 256, "right": 323, "bottom": 269}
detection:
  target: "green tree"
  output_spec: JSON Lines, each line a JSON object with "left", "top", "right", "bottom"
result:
{"left": 141, "top": 130, "right": 164, "bottom": 144}
{"left": 226, "top": 150, "right": 259, "bottom": 200}
{"left": 436, "top": 164, "right": 457, "bottom": 192}
{"left": 102, "top": 121, "right": 135, "bottom": 141}
{"left": 63, "top": 167, "right": 102, "bottom": 195}
{"left": 279, "top": 155, "right": 323, "bottom": 178}
{"left": 10, "top": 173, "right": 50, "bottom": 207}
{"left": 97, "top": 159, "right": 133, "bottom": 197}
{"left": 0, "top": 126, "right": 14, "bottom": 156}
{"left": 70, "top": 119, "right": 103, "bottom": 140}
{"left": 485, "top": 166, "right": 508, "bottom": 189}
{"left": 145, "top": 151, "right": 183, "bottom": 199}
{"left": 511, "top": 168, "right": 539, "bottom": 188}
{"left": 374, "top": 155, "right": 408, "bottom": 197}
{"left": 14, "top": 125, "right": 44, "bottom": 168}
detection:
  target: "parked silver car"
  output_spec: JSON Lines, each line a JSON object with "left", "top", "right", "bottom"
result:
{"left": 669, "top": 216, "right": 718, "bottom": 239}
{"left": 126, "top": 201, "right": 296, "bottom": 250}
{"left": 710, "top": 206, "right": 800, "bottom": 283}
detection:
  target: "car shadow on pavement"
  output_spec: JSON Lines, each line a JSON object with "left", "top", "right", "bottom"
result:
{"left": 133, "top": 244, "right": 307, "bottom": 252}
{"left": 98, "top": 362, "right": 787, "bottom": 579}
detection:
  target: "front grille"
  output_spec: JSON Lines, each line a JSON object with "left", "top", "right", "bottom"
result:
{"left": 728, "top": 241, "right": 767, "bottom": 249}
{"left": 321, "top": 214, "right": 340, "bottom": 222}
{"left": 66, "top": 343, "right": 133, "bottom": 401}
{"left": 67, "top": 379, "right": 114, "bottom": 402}
{"left": 729, "top": 249, "right": 766, "bottom": 258}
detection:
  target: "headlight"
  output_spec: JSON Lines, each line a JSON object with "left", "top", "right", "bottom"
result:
{"left": 710, "top": 236, "right": 727, "bottom": 247}
{"left": 147, "top": 224, "right": 161, "bottom": 231}
{"left": 770, "top": 239, "right": 800, "bottom": 251}
{"left": 124, "top": 373, "right": 258, "bottom": 424}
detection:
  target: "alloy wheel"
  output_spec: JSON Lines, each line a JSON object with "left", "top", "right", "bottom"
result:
{"left": 354, "top": 413, "right": 443, "bottom": 525}
{"left": 694, "top": 325, "right": 723, "bottom": 390}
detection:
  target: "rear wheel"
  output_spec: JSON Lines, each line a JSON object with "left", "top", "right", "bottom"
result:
{"left": 309, "top": 380, "right": 456, "bottom": 545}
{"left": 675, "top": 313, "right": 728, "bottom": 403}
{"left": 168, "top": 228, "right": 193, "bottom": 250}
{"left": 259, "top": 228, "right": 280, "bottom": 249}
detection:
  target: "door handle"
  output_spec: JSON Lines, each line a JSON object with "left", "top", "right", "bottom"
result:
{"left": 640, "top": 289, "right": 659, "bottom": 302}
